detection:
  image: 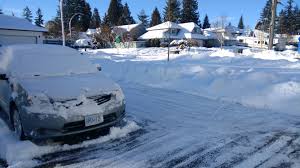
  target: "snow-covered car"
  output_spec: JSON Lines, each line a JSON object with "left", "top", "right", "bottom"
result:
{"left": 74, "top": 39, "right": 96, "bottom": 49}
{"left": 0, "top": 44, "right": 126, "bottom": 140}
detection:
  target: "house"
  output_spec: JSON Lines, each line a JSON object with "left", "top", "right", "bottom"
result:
{"left": 111, "top": 23, "right": 146, "bottom": 48}
{"left": 0, "top": 15, "right": 47, "bottom": 46}
{"left": 112, "top": 23, "right": 146, "bottom": 41}
{"left": 237, "top": 29, "right": 286, "bottom": 50}
{"left": 138, "top": 21, "right": 206, "bottom": 46}
{"left": 203, "top": 25, "right": 242, "bottom": 47}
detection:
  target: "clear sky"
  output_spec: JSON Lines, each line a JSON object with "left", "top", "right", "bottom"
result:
{"left": 0, "top": 0, "right": 292, "bottom": 28}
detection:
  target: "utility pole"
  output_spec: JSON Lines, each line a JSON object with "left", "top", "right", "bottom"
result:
{"left": 167, "top": 22, "right": 171, "bottom": 62}
{"left": 268, "top": 0, "right": 278, "bottom": 50}
{"left": 60, "top": 0, "right": 66, "bottom": 46}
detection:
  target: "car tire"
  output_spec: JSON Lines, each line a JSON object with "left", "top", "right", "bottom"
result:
{"left": 12, "top": 107, "right": 25, "bottom": 140}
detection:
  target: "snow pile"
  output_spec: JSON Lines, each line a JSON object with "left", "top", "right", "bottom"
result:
{"left": 0, "top": 118, "right": 140, "bottom": 167}
{"left": 247, "top": 81, "right": 300, "bottom": 111}
{"left": 75, "top": 120, "right": 140, "bottom": 148}
{"left": 210, "top": 49, "right": 235, "bottom": 57}
{"left": 88, "top": 47, "right": 300, "bottom": 115}
{"left": 251, "top": 50, "right": 299, "bottom": 62}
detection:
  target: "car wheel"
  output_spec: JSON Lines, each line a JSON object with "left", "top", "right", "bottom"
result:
{"left": 12, "top": 108, "right": 25, "bottom": 140}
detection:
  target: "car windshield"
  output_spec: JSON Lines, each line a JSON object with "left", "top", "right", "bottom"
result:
{"left": 0, "top": 44, "right": 97, "bottom": 78}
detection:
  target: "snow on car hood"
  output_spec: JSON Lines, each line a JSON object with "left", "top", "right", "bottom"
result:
{"left": 18, "top": 72, "right": 120, "bottom": 101}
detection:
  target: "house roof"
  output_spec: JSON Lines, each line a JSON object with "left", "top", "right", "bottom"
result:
{"left": 113, "top": 23, "right": 142, "bottom": 32}
{"left": 138, "top": 29, "right": 168, "bottom": 39}
{"left": 0, "top": 15, "right": 47, "bottom": 32}
{"left": 139, "top": 22, "right": 206, "bottom": 40}
{"left": 178, "top": 22, "right": 200, "bottom": 32}
{"left": 225, "top": 25, "right": 243, "bottom": 34}
{"left": 177, "top": 22, "right": 206, "bottom": 40}
{"left": 253, "top": 29, "right": 269, "bottom": 38}
{"left": 147, "top": 21, "right": 182, "bottom": 31}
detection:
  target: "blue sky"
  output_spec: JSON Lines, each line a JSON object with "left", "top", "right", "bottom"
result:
{"left": 0, "top": 0, "right": 292, "bottom": 28}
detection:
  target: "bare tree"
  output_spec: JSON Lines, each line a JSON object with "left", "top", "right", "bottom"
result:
{"left": 212, "top": 16, "right": 228, "bottom": 49}
{"left": 94, "top": 25, "right": 114, "bottom": 48}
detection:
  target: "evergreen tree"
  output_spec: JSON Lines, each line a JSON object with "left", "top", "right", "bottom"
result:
{"left": 296, "top": 6, "right": 300, "bottom": 34}
{"left": 80, "top": 1, "right": 92, "bottom": 31}
{"left": 102, "top": 13, "right": 110, "bottom": 26}
{"left": 238, "top": 15, "right": 244, "bottom": 29}
{"left": 54, "top": 0, "right": 92, "bottom": 32}
{"left": 202, "top": 14, "right": 210, "bottom": 29}
{"left": 34, "top": 8, "right": 44, "bottom": 27}
{"left": 0, "top": 9, "right": 3, "bottom": 14}
{"left": 276, "top": 1, "right": 300, "bottom": 35}
{"left": 45, "top": 20, "right": 61, "bottom": 38}
{"left": 285, "top": 0, "right": 297, "bottom": 34}
{"left": 258, "top": 0, "right": 272, "bottom": 31}
{"left": 118, "top": 3, "right": 135, "bottom": 25}
{"left": 150, "top": 7, "right": 162, "bottom": 27}
{"left": 277, "top": 9, "right": 287, "bottom": 34}
{"left": 90, "top": 8, "right": 101, "bottom": 28}
{"left": 138, "top": 9, "right": 149, "bottom": 27}
{"left": 163, "top": 0, "right": 181, "bottom": 22}
{"left": 23, "top": 6, "right": 33, "bottom": 22}
{"left": 181, "top": 0, "right": 199, "bottom": 24}
{"left": 107, "top": 0, "right": 123, "bottom": 26}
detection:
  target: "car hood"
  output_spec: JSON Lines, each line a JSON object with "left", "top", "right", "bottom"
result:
{"left": 18, "top": 72, "right": 121, "bottom": 101}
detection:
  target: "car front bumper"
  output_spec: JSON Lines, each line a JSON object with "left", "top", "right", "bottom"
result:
{"left": 20, "top": 104, "right": 125, "bottom": 140}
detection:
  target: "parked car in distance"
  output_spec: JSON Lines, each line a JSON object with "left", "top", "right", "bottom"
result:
{"left": 0, "top": 44, "right": 126, "bottom": 140}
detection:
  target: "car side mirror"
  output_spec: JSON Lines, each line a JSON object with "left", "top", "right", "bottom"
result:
{"left": 96, "top": 65, "right": 102, "bottom": 71}
{"left": 0, "top": 74, "right": 8, "bottom": 81}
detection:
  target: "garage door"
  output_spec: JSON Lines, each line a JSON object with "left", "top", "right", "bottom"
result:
{"left": 0, "top": 34, "right": 37, "bottom": 46}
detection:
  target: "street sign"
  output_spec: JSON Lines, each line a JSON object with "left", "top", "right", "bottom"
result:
{"left": 115, "top": 35, "right": 121, "bottom": 44}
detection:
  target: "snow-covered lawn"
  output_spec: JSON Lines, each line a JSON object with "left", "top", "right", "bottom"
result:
{"left": 1, "top": 46, "right": 300, "bottom": 167}
{"left": 87, "top": 47, "right": 300, "bottom": 115}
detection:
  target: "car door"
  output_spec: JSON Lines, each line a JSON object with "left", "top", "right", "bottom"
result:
{"left": 0, "top": 77, "right": 12, "bottom": 114}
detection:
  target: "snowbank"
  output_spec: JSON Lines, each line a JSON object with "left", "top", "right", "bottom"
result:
{"left": 210, "top": 49, "right": 235, "bottom": 57}
{"left": 88, "top": 47, "right": 300, "bottom": 115}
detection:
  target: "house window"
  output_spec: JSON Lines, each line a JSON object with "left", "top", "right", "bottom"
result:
{"left": 193, "top": 28, "right": 201, "bottom": 34}
{"left": 169, "top": 29, "right": 179, "bottom": 35}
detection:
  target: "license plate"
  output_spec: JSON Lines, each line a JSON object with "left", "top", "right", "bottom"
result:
{"left": 85, "top": 114, "right": 104, "bottom": 127}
